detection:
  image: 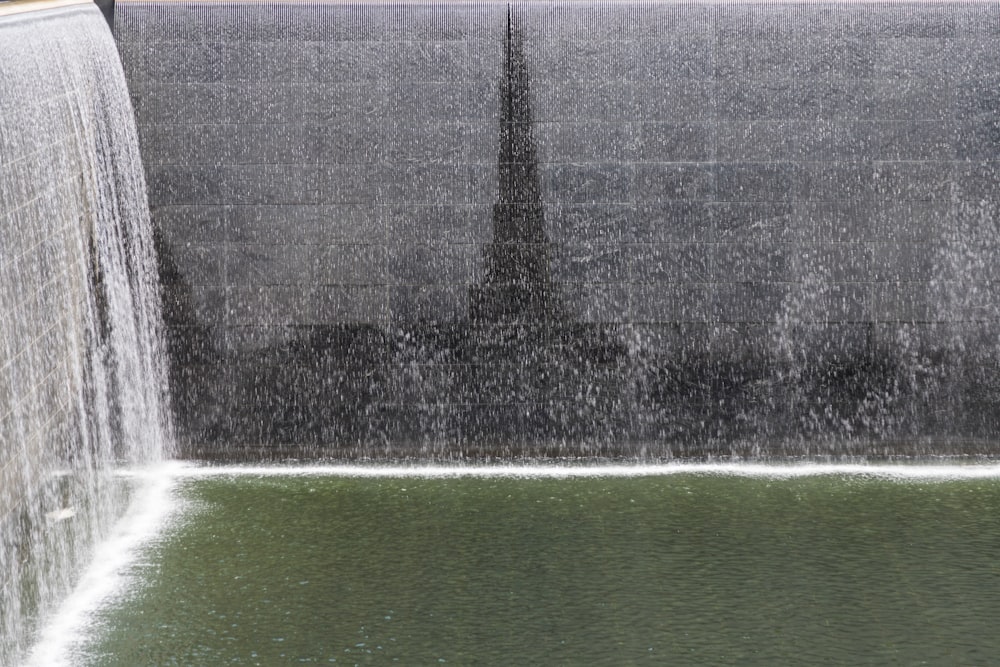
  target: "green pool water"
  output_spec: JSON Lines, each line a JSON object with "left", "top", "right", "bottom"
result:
{"left": 81, "top": 472, "right": 1000, "bottom": 666}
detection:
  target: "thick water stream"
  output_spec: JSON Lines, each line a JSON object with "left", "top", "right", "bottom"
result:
{"left": 0, "top": 4, "right": 173, "bottom": 663}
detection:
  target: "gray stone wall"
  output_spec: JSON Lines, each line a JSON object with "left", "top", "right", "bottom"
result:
{"left": 2, "top": 4, "right": 173, "bottom": 659}
{"left": 116, "top": 1, "right": 1000, "bottom": 455}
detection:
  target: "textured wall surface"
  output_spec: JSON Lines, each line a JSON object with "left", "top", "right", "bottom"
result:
{"left": 116, "top": 1, "right": 1000, "bottom": 456}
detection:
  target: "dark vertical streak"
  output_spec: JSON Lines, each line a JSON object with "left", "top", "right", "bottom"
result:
{"left": 469, "top": 4, "right": 563, "bottom": 325}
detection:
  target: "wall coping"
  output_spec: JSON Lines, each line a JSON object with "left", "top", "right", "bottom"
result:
{"left": 0, "top": 0, "right": 91, "bottom": 18}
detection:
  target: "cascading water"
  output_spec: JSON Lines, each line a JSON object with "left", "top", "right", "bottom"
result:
{"left": 0, "top": 2, "right": 174, "bottom": 663}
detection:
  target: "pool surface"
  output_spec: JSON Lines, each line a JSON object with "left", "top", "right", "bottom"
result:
{"left": 65, "top": 467, "right": 1000, "bottom": 665}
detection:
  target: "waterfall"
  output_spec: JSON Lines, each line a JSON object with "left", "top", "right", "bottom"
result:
{"left": 0, "top": 3, "right": 174, "bottom": 663}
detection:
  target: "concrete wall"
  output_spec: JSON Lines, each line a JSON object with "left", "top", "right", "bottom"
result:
{"left": 116, "top": 1, "right": 1000, "bottom": 455}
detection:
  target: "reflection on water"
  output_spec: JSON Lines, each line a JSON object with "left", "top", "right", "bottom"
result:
{"left": 82, "top": 471, "right": 1000, "bottom": 665}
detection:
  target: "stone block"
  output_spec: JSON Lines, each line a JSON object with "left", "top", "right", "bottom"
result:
{"left": 717, "top": 121, "right": 795, "bottom": 162}
{"left": 223, "top": 165, "right": 321, "bottom": 206}
{"left": 146, "top": 165, "right": 224, "bottom": 206}
{"left": 791, "top": 35, "right": 877, "bottom": 78}
{"left": 225, "top": 205, "right": 324, "bottom": 245}
{"left": 553, "top": 244, "right": 629, "bottom": 284}
{"left": 398, "top": 41, "right": 470, "bottom": 82}
{"left": 869, "top": 242, "right": 937, "bottom": 283}
{"left": 314, "top": 244, "right": 389, "bottom": 286}
{"left": 951, "top": 72, "right": 1000, "bottom": 120}
{"left": 139, "top": 123, "right": 231, "bottom": 167}
{"left": 379, "top": 83, "right": 478, "bottom": 121}
{"left": 713, "top": 243, "right": 787, "bottom": 283}
{"left": 226, "top": 285, "right": 312, "bottom": 326}
{"left": 953, "top": 162, "right": 1000, "bottom": 203}
{"left": 535, "top": 80, "right": 642, "bottom": 122}
{"left": 859, "top": 120, "right": 955, "bottom": 161}
{"left": 468, "top": 165, "right": 498, "bottom": 206}
{"left": 955, "top": 119, "right": 1000, "bottom": 161}
{"left": 318, "top": 123, "right": 379, "bottom": 164}
{"left": 635, "top": 79, "right": 715, "bottom": 122}
{"left": 380, "top": 204, "right": 473, "bottom": 244}
{"left": 222, "top": 41, "right": 318, "bottom": 83}
{"left": 791, "top": 200, "right": 875, "bottom": 243}
{"left": 540, "top": 163, "right": 633, "bottom": 204}
{"left": 319, "top": 164, "right": 378, "bottom": 204}
{"left": 227, "top": 82, "right": 317, "bottom": 123}
{"left": 871, "top": 283, "right": 934, "bottom": 323}
{"left": 714, "top": 36, "right": 796, "bottom": 81}
{"left": 132, "top": 83, "right": 226, "bottom": 125}
{"left": 141, "top": 43, "right": 224, "bottom": 83}
{"left": 875, "top": 37, "right": 956, "bottom": 80}
{"left": 864, "top": 78, "right": 951, "bottom": 121}
{"left": 185, "top": 286, "right": 226, "bottom": 327}
{"left": 634, "top": 34, "right": 714, "bottom": 81}
{"left": 314, "top": 83, "right": 365, "bottom": 122}
{"left": 634, "top": 163, "right": 715, "bottom": 202}
{"left": 386, "top": 5, "right": 473, "bottom": 41}
{"left": 716, "top": 162, "right": 802, "bottom": 203}
{"left": 798, "top": 78, "right": 867, "bottom": 120}
{"left": 311, "top": 285, "right": 389, "bottom": 324}
{"left": 318, "top": 42, "right": 394, "bottom": 82}
{"left": 229, "top": 123, "right": 320, "bottom": 165}
{"left": 628, "top": 243, "right": 713, "bottom": 283}
{"left": 798, "top": 162, "right": 876, "bottom": 202}
{"left": 532, "top": 39, "right": 619, "bottom": 83}
{"left": 547, "top": 203, "right": 634, "bottom": 244}
{"left": 169, "top": 243, "right": 227, "bottom": 286}
{"left": 869, "top": 201, "right": 947, "bottom": 243}
{"left": 711, "top": 202, "right": 794, "bottom": 242}
{"left": 534, "top": 121, "right": 638, "bottom": 163}
{"left": 226, "top": 243, "right": 318, "bottom": 287}
{"left": 827, "top": 283, "right": 872, "bottom": 322}
{"left": 388, "top": 285, "right": 466, "bottom": 323}
{"left": 871, "top": 162, "right": 953, "bottom": 202}
{"left": 387, "top": 242, "right": 473, "bottom": 285}
{"left": 155, "top": 205, "right": 226, "bottom": 244}
{"left": 795, "top": 243, "right": 873, "bottom": 283}
{"left": 633, "top": 202, "right": 715, "bottom": 243}
{"left": 314, "top": 205, "right": 384, "bottom": 245}
{"left": 376, "top": 164, "right": 471, "bottom": 205}
{"left": 633, "top": 284, "right": 714, "bottom": 323}
{"left": 635, "top": 122, "right": 711, "bottom": 162}
{"left": 378, "top": 120, "right": 470, "bottom": 163}
{"left": 564, "top": 283, "right": 631, "bottom": 323}
{"left": 714, "top": 283, "right": 784, "bottom": 324}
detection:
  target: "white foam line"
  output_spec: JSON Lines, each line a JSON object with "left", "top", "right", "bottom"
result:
{"left": 174, "top": 461, "right": 1000, "bottom": 481}
{"left": 25, "top": 461, "right": 187, "bottom": 667}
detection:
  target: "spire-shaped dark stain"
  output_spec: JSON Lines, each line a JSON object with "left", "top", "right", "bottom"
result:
{"left": 469, "top": 5, "right": 563, "bottom": 324}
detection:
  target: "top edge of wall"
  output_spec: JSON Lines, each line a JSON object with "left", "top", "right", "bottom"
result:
{"left": 110, "top": 0, "right": 1000, "bottom": 5}
{"left": 0, "top": 0, "right": 90, "bottom": 17}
